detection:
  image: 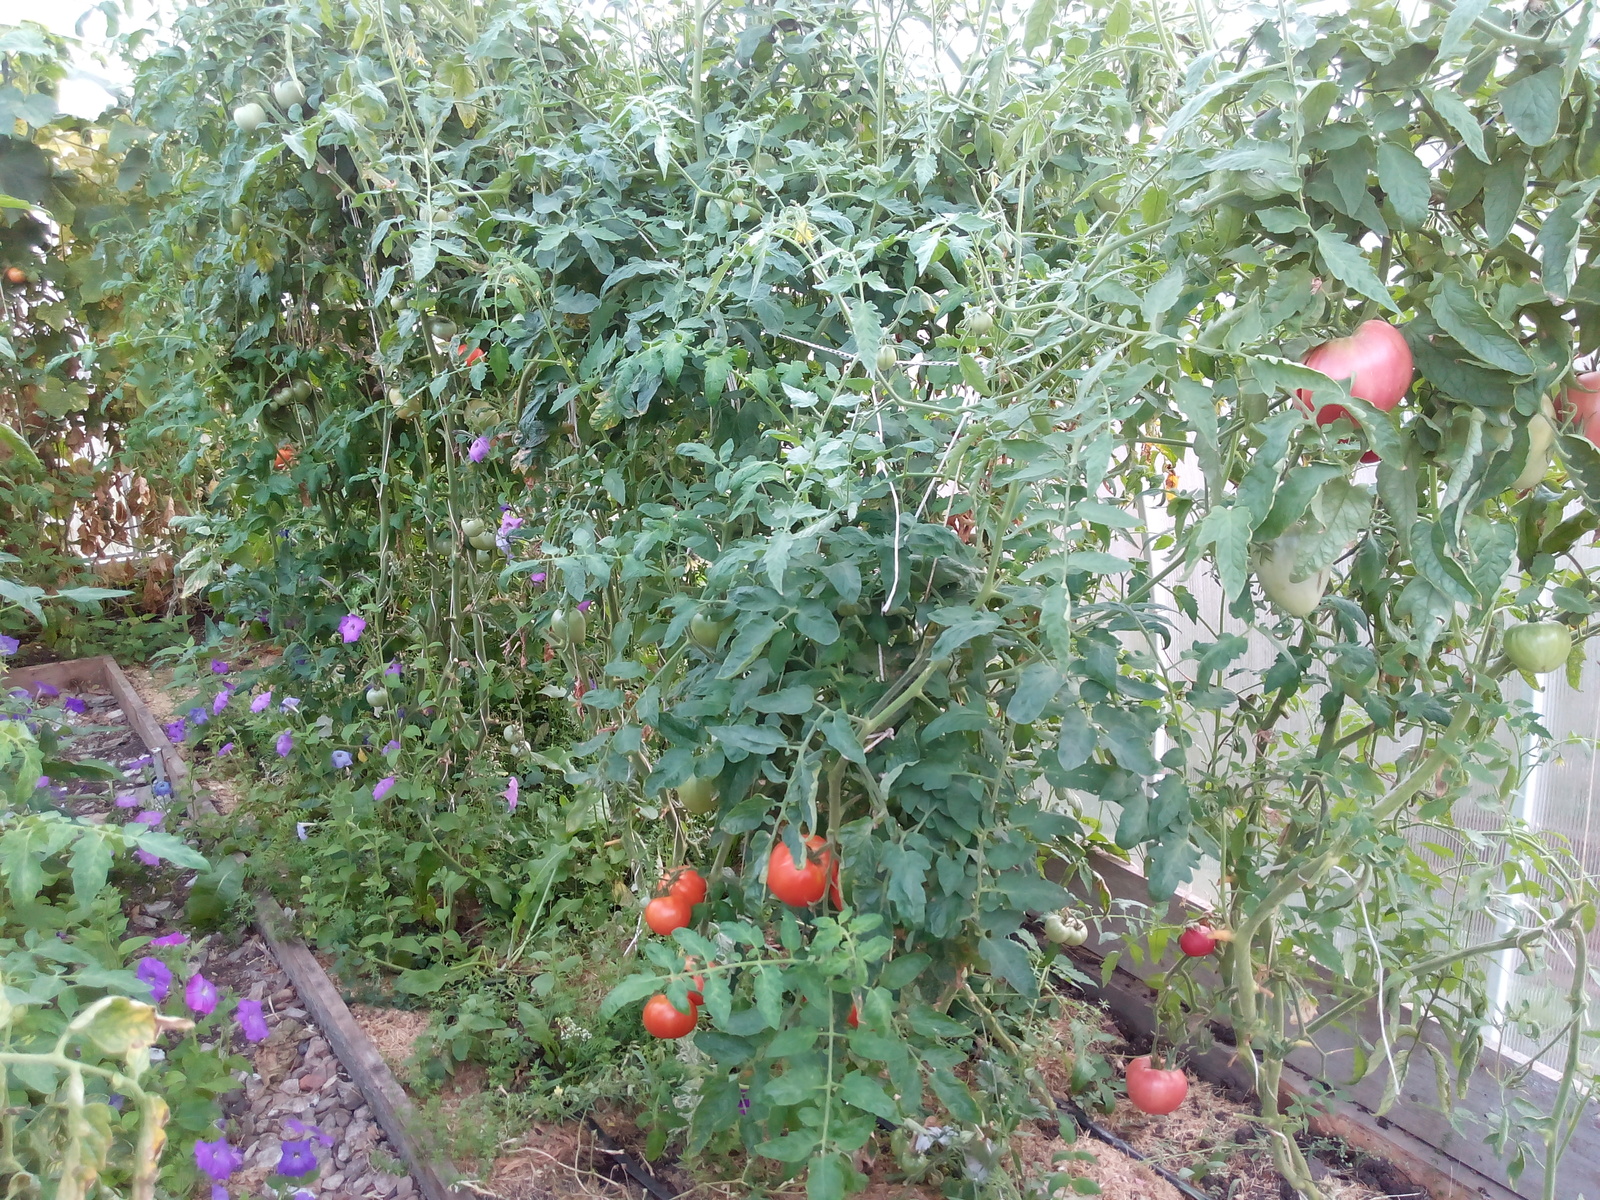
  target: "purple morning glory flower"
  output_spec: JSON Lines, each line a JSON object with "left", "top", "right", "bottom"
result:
{"left": 468, "top": 435, "right": 490, "bottom": 462}
{"left": 236, "top": 998, "right": 269, "bottom": 1043}
{"left": 63, "top": 696, "right": 86, "bottom": 715}
{"left": 373, "top": 776, "right": 396, "bottom": 801}
{"left": 296, "top": 822, "right": 310, "bottom": 840}
{"left": 211, "top": 659, "right": 230, "bottom": 674}
{"left": 217, "top": 742, "right": 234, "bottom": 756}
{"left": 185, "top": 972, "right": 218, "bottom": 1016}
{"left": 212, "top": 689, "right": 231, "bottom": 715}
{"left": 504, "top": 776, "right": 518, "bottom": 812}
{"left": 32, "top": 682, "right": 57, "bottom": 699}
{"left": 134, "top": 849, "right": 161, "bottom": 867}
{"left": 151, "top": 932, "right": 188, "bottom": 947}
{"left": 385, "top": 660, "right": 403, "bottom": 677}
{"left": 383, "top": 739, "right": 400, "bottom": 753}
{"left": 163, "top": 720, "right": 186, "bottom": 742}
{"left": 331, "top": 750, "right": 352, "bottom": 769}
{"left": 577, "top": 600, "right": 592, "bottom": 612}
{"left": 283, "top": 1117, "right": 335, "bottom": 1148}
{"left": 498, "top": 510, "right": 523, "bottom": 535}
{"left": 276, "top": 1140, "right": 318, "bottom": 1177}
{"left": 115, "top": 793, "right": 140, "bottom": 808}
{"left": 276, "top": 731, "right": 293, "bottom": 757}
{"left": 281, "top": 696, "right": 300, "bottom": 712}
{"left": 136, "top": 957, "right": 172, "bottom": 1002}
{"left": 193, "top": 1137, "right": 243, "bottom": 1182}
{"left": 135, "top": 810, "right": 164, "bottom": 827}
{"left": 0, "top": 635, "right": 17, "bottom": 655}
{"left": 187, "top": 706, "right": 209, "bottom": 727}
{"left": 152, "top": 779, "right": 172, "bottom": 798}
{"left": 530, "top": 572, "right": 547, "bottom": 584}
{"left": 251, "top": 692, "right": 272, "bottom": 713}
{"left": 337, "top": 613, "right": 366, "bottom": 643}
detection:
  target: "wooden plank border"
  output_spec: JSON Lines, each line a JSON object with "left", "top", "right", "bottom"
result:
{"left": 1056, "top": 851, "right": 1583, "bottom": 1200}
{"left": 5, "top": 657, "right": 466, "bottom": 1200}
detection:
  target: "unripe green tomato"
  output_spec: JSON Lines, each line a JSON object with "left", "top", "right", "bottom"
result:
{"left": 567, "top": 608, "right": 587, "bottom": 643}
{"left": 227, "top": 207, "right": 248, "bottom": 234}
{"left": 290, "top": 379, "right": 313, "bottom": 403}
{"left": 469, "top": 531, "right": 497, "bottom": 551}
{"left": 1504, "top": 621, "right": 1572, "bottom": 675}
{"left": 427, "top": 316, "right": 458, "bottom": 340}
{"left": 386, "top": 387, "right": 404, "bottom": 407}
{"left": 365, "top": 686, "right": 387, "bottom": 709}
{"left": 1044, "top": 913, "right": 1088, "bottom": 946}
{"left": 1510, "top": 398, "right": 1557, "bottom": 492}
{"left": 1255, "top": 534, "right": 1330, "bottom": 618}
{"left": 273, "top": 79, "right": 307, "bottom": 109}
{"left": 460, "top": 517, "right": 487, "bottom": 539}
{"left": 967, "top": 310, "right": 995, "bottom": 335}
{"left": 233, "top": 102, "right": 267, "bottom": 132}
{"left": 875, "top": 344, "right": 898, "bottom": 373}
{"left": 475, "top": 549, "right": 490, "bottom": 565}
{"left": 550, "top": 608, "right": 586, "bottom": 645}
{"left": 688, "top": 612, "right": 729, "bottom": 651}
{"left": 397, "top": 394, "right": 423, "bottom": 419}
{"left": 678, "top": 775, "right": 717, "bottom": 815}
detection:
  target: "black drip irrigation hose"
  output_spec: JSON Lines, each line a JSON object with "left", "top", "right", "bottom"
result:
{"left": 1056, "top": 1095, "right": 1217, "bottom": 1200}
{"left": 584, "top": 1115, "right": 678, "bottom": 1200}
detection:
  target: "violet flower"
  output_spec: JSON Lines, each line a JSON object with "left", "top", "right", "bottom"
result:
{"left": 331, "top": 750, "right": 352, "bottom": 769}
{"left": 134, "top": 849, "right": 161, "bottom": 867}
{"left": 296, "top": 822, "right": 310, "bottom": 840}
{"left": 212, "top": 689, "right": 230, "bottom": 715}
{"left": 276, "top": 1140, "right": 318, "bottom": 1177}
{"left": 115, "top": 793, "right": 140, "bottom": 808}
{"left": 63, "top": 697, "right": 86, "bottom": 715}
{"left": 468, "top": 435, "right": 491, "bottom": 462}
{"left": 373, "top": 776, "right": 396, "bottom": 801}
{"left": 193, "top": 1138, "right": 243, "bottom": 1182}
{"left": 152, "top": 779, "right": 173, "bottom": 798}
{"left": 276, "top": 731, "right": 293, "bottom": 757}
{"left": 504, "top": 776, "right": 519, "bottom": 812}
{"left": 217, "top": 742, "right": 234, "bottom": 756}
{"left": 337, "top": 613, "right": 366, "bottom": 643}
{"left": 32, "top": 682, "right": 57, "bottom": 699}
{"left": 0, "top": 635, "right": 17, "bottom": 655}
{"left": 385, "top": 660, "right": 403, "bottom": 677}
{"left": 236, "top": 998, "right": 269, "bottom": 1043}
{"left": 530, "top": 572, "right": 547, "bottom": 584}
{"left": 186, "top": 706, "right": 208, "bottom": 727}
{"left": 577, "top": 600, "right": 592, "bottom": 612}
{"left": 212, "top": 1185, "right": 229, "bottom": 1200}
{"left": 185, "top": 972, "right": 218, "bottom": 1016}
{"left": 281, "top": 696, "right": 301, "bottom": 712}
{"left": 383, "top": 739, "right": 400, "bottom": 753}
{"left": 164, "top": 720, "right": 186, "bottom": 742}
{"left": 135, "top": 810, "right": 164, "bottom": 827}
{"left": 151, "top": 932, "right": 188, "bottom": 947}
{"left": 136, "top": 957, "right": 172, "bottom": 1002}
{"left": 251, "top": 692, "right": 272, "bottom": 714}
{"left": 211, "top": 659, "right": 230, "bottom": 674}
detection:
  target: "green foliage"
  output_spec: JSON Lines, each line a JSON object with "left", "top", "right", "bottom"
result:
{"left": 39, "top": 0, "right": 1600, "bottom": 1196}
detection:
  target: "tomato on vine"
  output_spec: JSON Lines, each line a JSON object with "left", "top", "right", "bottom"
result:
{"left": 1125, "top": 1057, "right": 1188, "bottom": 1115}
{"left": 644, "top": 894, "right": 692, "bottom": 936}
{"left": 1178, "top": 926, "right": 1217, "bottom": 957}
{"left": 1504, "top": 622, "right": 1572, "bottom": 675}
{"left": 766, "top": 834, "right": 835, "bottom": 907}
{"left": 641, "top": 993, "right": 697, "bottom": 1039}
{"left": 662, "top": 867, "right": 706, "bottom": 906}
{"left": 1295, "top": 319, "right": 1412, "bottom": 427}
{"left": 677, "top": 775, "right": 716, "bottom": 815}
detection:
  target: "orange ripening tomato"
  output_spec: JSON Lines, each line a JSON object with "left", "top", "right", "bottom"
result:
{"left": 457, "top": 344, "right": 485, "bottom": 367}
{"left": 274, "top": 444, "right": 298, "bottom": 470}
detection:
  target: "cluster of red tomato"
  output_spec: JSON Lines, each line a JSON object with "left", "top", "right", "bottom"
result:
{"left": 640, "top": 866, "right": 707, "bottom": 1039}
{"left": 1122, "top": 925, "right": 1219, "bottom": 1116}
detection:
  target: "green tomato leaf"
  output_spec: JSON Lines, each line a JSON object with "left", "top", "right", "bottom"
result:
{"left": 1376, "top": 142, "right": 1431, "bottom": 228}
{"left": 1499, "top": 66, "right": 1564, "bottom": 148}
{"left": 1427, "top": 276, "right": 1533, "bottom": 375}
{"left": 1312, "top": 227, "right": 1399, "bottom": 313}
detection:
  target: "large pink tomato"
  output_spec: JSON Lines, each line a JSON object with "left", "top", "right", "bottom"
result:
{"left": 1558, "top": 371, "right": 1600, "bottom": 448}
{"left": 1296, "top": 320, "right": 1413, "bottom": 427}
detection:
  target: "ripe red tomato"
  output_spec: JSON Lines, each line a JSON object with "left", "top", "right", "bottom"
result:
{"left": 1178, "top": 925, "right": 1217, "bottom": 957}
{"left": 1125, "top": 1057, "right": 1188, "bottom": 1114}
{"left": 1558, "top": 371, "right": 1600, "bottom": 447}
{"left": 663, "top": 867, "right": 707, "bottom": 906}
{"left": 847, "top": 1003, "right": 860, "bottom": 1029}
{"left": 274, "top": 444, "right": 298, "bottom": 470}
{"left": 457, "top": 345, "right": 485, "bottom": 367}
{"left": 644, "top": 894, "right": 692, "bottom": 936}
{"left": 4, "top": 267, "right": 26, "bottom": 285}
{"left": 1296, "top": 319, "right": 1413, "bottom": 426}
{"left": 642, "top": 993, "right": 697, "bottom": 1039}
{"left": 767, "top": 834, "right": 834, "bottom": 907}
